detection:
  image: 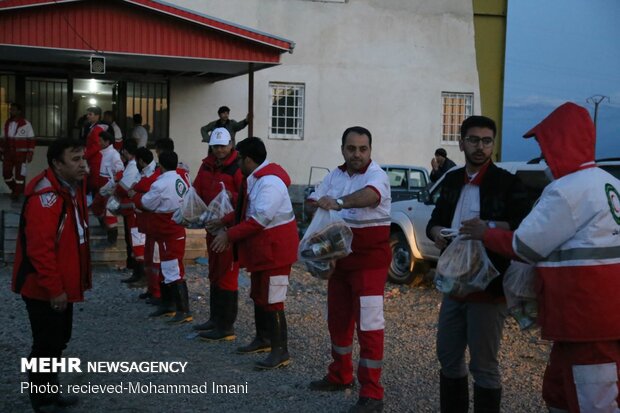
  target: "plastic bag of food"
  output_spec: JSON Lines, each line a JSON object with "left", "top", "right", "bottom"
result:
{"left": 180, "top": 187, "right": 209, "bottom": 224}
{"left": 204, "top": 184, "right": 234, "bottom": 234}
{"left": 434, "top": 236, "right": 499, "bottom": 297}
{"left": 503, "top": 261, "right": 538, "bottom": 330}
{"left": 298, "top": 209, "right": 353, "bottom": 279}
{"left": 106, "top": 195, "right": 121, "bottom": 215}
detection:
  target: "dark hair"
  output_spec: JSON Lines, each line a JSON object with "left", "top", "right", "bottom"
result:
{"left": 47, "top": 138, "right": 84, "bottom": 168}
{"left": 235, "top": 137, "right": 267, "bottom": 165}
{"left": 10, "top": 102, "right": 23, "bottom": 112}
{"left": 341, "top": 126, "right": 372, "bottom": 147}
{"left": 135, "top": 147, "right": 154, "bottom": 164}
{"left": 123, "top": 138, "right": 138, "bottom": 156}
{"left": 99, "top": 130, "right": 115, "bottom": 144}
{"left": 218, "top": 106, "right": 230, "bottom": 115}
{"left": 133, "top": 113, "right": 142, "bottom": 124}
{"left": 435, "top": 148, "right": 447, "bottom": 158}
{"left": 155, "top": 138, "right": 174, "bottom": 152}
{"left": 87, "top": 106, "right": 102, "bottom": 116}
{"left": 103, "top": 110, "right": 114, "bottom": 119}
{"left": 460, "top": 116, "right": 496, "bottom": 139}
{"left": 158, "top": 151, "right": 178, "bottom": 171}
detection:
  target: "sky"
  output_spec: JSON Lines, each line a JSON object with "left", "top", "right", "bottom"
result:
{"left": 502, "top": 0, "right": 620, "bottom": 161}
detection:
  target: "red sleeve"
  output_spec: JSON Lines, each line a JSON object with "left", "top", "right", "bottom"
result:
{"left": 221, "top": 211, "right": 235, "bottom": 226}
{"left": 230, "top": 169, "right": 244, "bottom": 207}
{"left": 483, "top": 228, "right": 518, "bottom": 259}
{"left": 227, "top": 218, "right": 264, "bottom": 242}
{"left": 132, "top": 193, "right": 145, "bottom": 210}
{"left": 24, "top": 195, "right": 65, "bottom": 297}
{"left": 193, "top": 170, "right": 205, "bottom": 201}
{"left": 85, "top": 128, "right": 102, "bottom": 160}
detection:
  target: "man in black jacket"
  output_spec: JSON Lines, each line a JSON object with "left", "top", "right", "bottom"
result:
{"left": 430, "top": 148, "right": 457, "bottom": 183}
{"left": 426, "top": 116, "right": 529, "bottom": 413}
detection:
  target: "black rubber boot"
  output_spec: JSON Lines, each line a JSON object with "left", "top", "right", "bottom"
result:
{"left": 121, "top": 261, "right": 145, "bottom": 284}
{"left": 107, "top": 227, "right": 118, "bottom": 245}
{"left": 167, "top": 281, "right": 192, "bottom": 324}
{"left": 440, "top": 372, "right": 469, "bottom": 413}
{"left": 237, "top": 305, "right": 271, "bottom": 354}
{"left": 193, "top": 285, "right": 219, "bottom": 331}
{"left": 148, "top": 282, "right": 175, "bottom": 317}
{"left": 473, "top": 384, "right": 501, "bottom": 413}
{"left": 255, "top": 310, "right": 290, "bottom": 370}
{"left": 199, "top": 290, "right": 237, "bottom": 341}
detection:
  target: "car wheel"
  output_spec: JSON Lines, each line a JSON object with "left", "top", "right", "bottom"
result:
{"left": 388, "top": 231, "right": 419, "bottom": 284}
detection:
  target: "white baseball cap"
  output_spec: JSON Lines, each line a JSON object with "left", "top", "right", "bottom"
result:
{"left": 210, "top": 128, "right": 231, "bottom": 146}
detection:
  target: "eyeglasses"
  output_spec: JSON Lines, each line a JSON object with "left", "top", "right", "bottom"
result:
{"left": 464, "top": 136, "right": 494, "bottom": 147}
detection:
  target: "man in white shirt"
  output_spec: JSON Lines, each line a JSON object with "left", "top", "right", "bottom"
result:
{"left": 131, "top": 114, "right": 148, "bottom": 148}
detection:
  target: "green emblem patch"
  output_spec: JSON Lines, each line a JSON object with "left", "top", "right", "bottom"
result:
{"left": 606, "top": 183, "right": 620, "bottom": 225}
{"left": 176, "top": 179, "right": 187, "bottom": 197}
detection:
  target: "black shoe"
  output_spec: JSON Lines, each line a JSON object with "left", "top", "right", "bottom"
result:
{"left": 145, "top": 297, "right": 161, "bottom": 306}
{"left": 193, "top": 319, "right": 216, "bottom": 331}
{"left": 347, "top": 398, "right": 384, "bottom": 413}
{"left": 55, "top": 394, "right": 79, "bottom": 407}
{"left": 148, "top": 306, "right": 175, "bottom": 318}
{"left": 148, "top": 282, "right": 175, "bottom": 317}
{"left": 167, "top": 311, "right": 193, "bottom": 324}
{"left": 309, "top": 376, "right": 354, "bottom": 392}
{"left": 199, "top": 328, "right": 235, "bottom": 341}
{"left": 254, "top": 347, "right": 290, "bottom": 370}
{"left": 107, "top": 228, "right": 118, "bottom": 245}
{"left": 236, "top": 337, "right": 271, "bottom": 354}
{"left": 138, "top": 291, "right": 151, "bottom": 299}
{"left": 166, "top": 281, "right": 192, "bottom": 324}
{"left": 254, "top": 310, "right": 290, "bottom": 370}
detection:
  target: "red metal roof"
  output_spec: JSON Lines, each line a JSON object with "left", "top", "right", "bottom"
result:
{"left": 0, "top": 0, "right": 294, "bottom": 63}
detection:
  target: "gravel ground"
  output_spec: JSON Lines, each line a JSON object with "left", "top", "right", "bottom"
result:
{"left": 1, "top": 263, "right": 548, "bottom": 412}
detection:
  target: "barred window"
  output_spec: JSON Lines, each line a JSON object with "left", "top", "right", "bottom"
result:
{"left": 441, "top": 92, "right": 473, "bottom": 143}
{"left": 126, "top": 81, "right": 168, "bottom": 143}
{"left": 0, "top": 74, "right": 16, "bottom": 130}
{"left": 269, "top": 82, "right": 304, "bottom": 140}
{"left": 26, "top": 78, "right": 68, "bottom": 139}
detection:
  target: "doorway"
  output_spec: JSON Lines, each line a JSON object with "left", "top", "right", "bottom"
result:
{"left": 72, "top": 78, "right": 118, "bottom": 139}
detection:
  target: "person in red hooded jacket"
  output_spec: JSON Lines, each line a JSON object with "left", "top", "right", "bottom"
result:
{"left": 192, "top": 128, "right": 243, "bottom": 341}
{"left": 210, "top": 137, "right": 299, "bottom": 370}
{"left": 461, "top": 102, "right": 620, "bottom": 413}
{"left": 82, "top": 106, "right": 111, "bottom": 194}
{"left": 1, "top": 102, "right": 36, "bottom": 200}
{"left": 12, "top": 138, "right": 91, "bottom": 412}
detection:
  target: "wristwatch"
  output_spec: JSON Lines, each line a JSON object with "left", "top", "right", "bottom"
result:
{"left": 487, "top": 220, "right": 497, "bottom": 229}
{"left": 335, "top": 198, "right": 344, "bottom": 210}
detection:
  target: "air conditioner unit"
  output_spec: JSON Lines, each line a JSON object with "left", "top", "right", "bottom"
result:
{"left": 90, "top": 56, "right": 106, "bottom": 75}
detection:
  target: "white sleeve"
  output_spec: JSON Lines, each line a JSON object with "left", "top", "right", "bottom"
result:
{"left": 141, "top": 181, "right": 163, "bottom": 212}
{"left": 364, "top": 168, "right": 390, "bottom": 200}
{"left": 112, "top": 154, "right": 124, "bottom": 174}
{"left": 513, "top": 185, "right": 577, "bottom": 263}
{"left": 307, "top": 172, "right": 332, "bottom": 201}
{"left": 24, "top": 122, "right": 35, "bottom": 138}
{"left": 119, "top": 169, "right": 140, "bottom": 191}
{"left": 249, "top": 177, "right": 286, "bottom": 226}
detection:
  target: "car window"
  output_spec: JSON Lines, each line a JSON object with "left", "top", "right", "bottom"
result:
{"left": 386, "top": 168, "right": 408, "bottom": 189}
{"left": 514, "top": 170, "right": 551, "bottom": 207}
{"left": 409, "top": 170, "right": 427, "bottom": 188}
{"left": 600, "top": 164, "right": 620, "bottom": 180}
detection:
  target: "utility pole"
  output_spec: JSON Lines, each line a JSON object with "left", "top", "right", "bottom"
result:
{"left": 586, "top": 95, "right": 610, "bottom": 135}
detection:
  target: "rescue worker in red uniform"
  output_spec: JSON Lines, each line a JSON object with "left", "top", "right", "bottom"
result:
{"left": 82, "top": 106, "right": 110, "bottom": 194}
{"left": 129, "top": 148, "right": 163, "bottom": 303}
{"left": 307, "top": 127, "right": 391, "bottom": 413}
{"left": 192, "top": 128, "right": 243, "bottom": 341}
{"left": 461, "top": 102, "right": 620, "bottom": 413}
{"left": 132, "top": 151, "right": 191, "bottom": 324}
{"left": 12, "top": 138, "right": 90, "bottom": 412}
{"left": 1, "top": 103, "right": 35, "bottom": 200}
{"left": 211, "top": 137, "right": 299, "bottom": 369}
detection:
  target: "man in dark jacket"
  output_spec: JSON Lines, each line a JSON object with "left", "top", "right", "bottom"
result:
{"left": 426, "top": 116, "right": 529, "bottom": 413}
{"left": 430, "top": 148, "right": 457, "bottom": 183}
{"left": 200, "top": 106, "right": 249, "bottom": 144}
{"left": 13, "top": 138, "right": 91, "bottom": 412}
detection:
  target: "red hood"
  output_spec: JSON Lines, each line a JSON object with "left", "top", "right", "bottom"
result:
{"left": 523, "top": 102, "right": 595, "bottom": 178}
{"left": 253, "top": 163, "right": 291, "bottom": 187}
{"left": 203, "top": 150, "right": 239, "bottom": 169}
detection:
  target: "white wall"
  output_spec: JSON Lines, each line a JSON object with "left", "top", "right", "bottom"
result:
{"left": 162, "top": 0, "right": 480, "bottom": 184}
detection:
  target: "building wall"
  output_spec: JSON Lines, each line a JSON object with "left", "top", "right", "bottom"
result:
{"left": 169, "top": 0, "right": 482, "bottom": 186}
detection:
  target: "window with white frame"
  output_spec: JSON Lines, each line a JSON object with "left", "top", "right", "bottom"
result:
{"left": 441, "top": 92, "right": 473, "bottom": 143}
{"left": 269, "top": 82, "right": 304, "bottom": 140}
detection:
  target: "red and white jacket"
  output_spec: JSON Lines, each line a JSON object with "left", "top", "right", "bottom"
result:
{"left": 308, "top": 160, "right": 391, "bottom": 271}
{"left": 132, "top": 161, "right": 160, "bottom": 235}
{"left": 484, "top": 102, "right": 620, "bottom": 341}
{"left": 2, "top": 116, "right": 35, "bottom": 160}
{"left": 12, "top": 169, "right": 91, "bottom": 302}
{"left": 95, "top": 145, "right": 124, "bottom": 189}
{"left": 133, "top": 169, "right": 188, "bottom": 240}
{"left": 193, "top": 150, "right": 243, "bottom": 206}
{"left": 226, "top": 161, "right": 299, "bottom": 272}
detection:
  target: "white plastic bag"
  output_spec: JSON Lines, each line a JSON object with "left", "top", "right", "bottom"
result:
{"left": 106, "top": 196, "right": 121, "bottom": 215}
{"left": 434, "top": 236, "right": 499, "bottom": 297}
{"left": 99, "top": 179, "right": 117, "bottom": 196}
{"left": 503, "top": 261, "right": 538, "bottom": 330}
{"left": 298, "top": 209, "right": 353, "bottom": 279}
{"left": 204, "top": 183, "right": 234, "bottom": 234}
{"left": 173, "top": 187, "right": 209, "bottom": 228}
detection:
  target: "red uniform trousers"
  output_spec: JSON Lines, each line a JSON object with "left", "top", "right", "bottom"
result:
{"left": 157, "top": 235, "right": 186, "bottom": 285}
{"left": 144, "top": 236, "right": 160, "bottom": 298}
{"left": 206, "top": 232, "right": 239, "bottom": 291}
{"left": 91, "top": 193, "right": 118, "bottom": 228}
{"left": 543, "top": 340, "right": 620, "bottom": 412}
{"left": 250, "top": 265, "right": 291, "bottom": 312}
{"left": 2, "top": 150, "right": 27, "bottom": 195}
{"left": 327, "top": 267, "right": 387, "bottom": 401}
